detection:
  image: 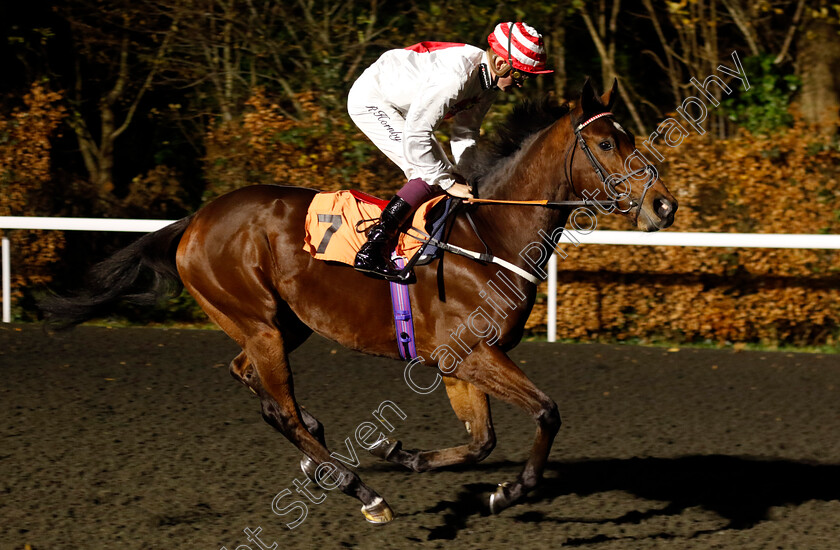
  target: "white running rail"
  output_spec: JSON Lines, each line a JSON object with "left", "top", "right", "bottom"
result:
{"left": 1, "top": 217, "right": 175, "bottom": 323}
{"left": 544, "top": 231, "right": 840, "bottom": 342}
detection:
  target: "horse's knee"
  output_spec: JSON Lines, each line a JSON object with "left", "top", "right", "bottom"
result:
{"left": 471, "top": 431, "right": 496, "bottom": 462}
{"left": 537, "top": 402, "right": 561, "bottom": 433}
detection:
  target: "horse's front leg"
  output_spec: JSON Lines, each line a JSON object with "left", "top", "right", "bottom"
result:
{"left": 371, "top": 376, "right": 496, "bottom": 472}
{"left": 456, "top": 345, "right": 561, "bottom": 514}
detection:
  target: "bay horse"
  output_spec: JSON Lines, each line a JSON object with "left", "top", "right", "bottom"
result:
{"left": 42, "top": 80, "right": 677, "bottom": 524}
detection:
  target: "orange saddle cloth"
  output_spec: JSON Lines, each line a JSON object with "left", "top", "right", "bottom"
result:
{"left": 302, "top": 190, "right": 446, "bottom": 265}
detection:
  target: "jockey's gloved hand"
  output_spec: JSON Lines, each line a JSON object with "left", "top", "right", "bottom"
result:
{"left": 446, "top": 182, "right": 474, "bottom": 199}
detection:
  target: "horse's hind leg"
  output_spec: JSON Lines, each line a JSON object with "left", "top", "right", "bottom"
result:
{"left": 230, "top": 352, "right": 326, "bottom": 444}
{"left": 194, "top": 295, "right": 391, "bottom": 523}
{"left": 229, "top": 351, "right": 331, "bottom": 480}
{"left": 372, "top": 377, "right": 496, "bottom": 472}
{"left": 180, "top": 221, "right": 389, "bottom": 521}
{"left": 242, "top": 325, "right": 393, "bottom": 523}
{"left": 230, "top": 342, "right": 393, "bottom": 523}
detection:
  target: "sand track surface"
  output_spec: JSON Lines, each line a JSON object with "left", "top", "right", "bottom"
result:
{"left": 1, "top": 324, "right": 839, "bottom": 549}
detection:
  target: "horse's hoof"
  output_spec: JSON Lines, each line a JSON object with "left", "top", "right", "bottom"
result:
{"left": 488, "top": 482, "right": 512, "bottom": 515}
{"left": 370, "top": 437, "right": 401, "bottom": 460}
{"left": 300, "top": 455, "right": 318, "bottom": 482}
{"left": 361, "top": 496, "right": 394, "bottom": 524}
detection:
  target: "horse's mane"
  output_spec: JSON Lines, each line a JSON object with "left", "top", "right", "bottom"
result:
{"left": 459, "top": 98, "right": 571, "bottom": 185}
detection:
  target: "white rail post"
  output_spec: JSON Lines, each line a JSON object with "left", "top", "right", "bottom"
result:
{"left": 2, "top": 236, "right": 10, "bottom": 323}
{"left": 547, "top": 253, "right": 557, "bottom": 342}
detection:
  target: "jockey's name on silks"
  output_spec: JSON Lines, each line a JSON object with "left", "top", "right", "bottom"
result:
{"left": 302, "top": 191, "right": 445, "bottom": 266}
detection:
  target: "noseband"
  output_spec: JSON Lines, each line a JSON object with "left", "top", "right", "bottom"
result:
{"left": 567, "top": 112, "right": 658, "bottom": 219}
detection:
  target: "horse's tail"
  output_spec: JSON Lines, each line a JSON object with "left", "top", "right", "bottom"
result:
{"left": 40, "top": 215, "right": 194, "bottom": 329}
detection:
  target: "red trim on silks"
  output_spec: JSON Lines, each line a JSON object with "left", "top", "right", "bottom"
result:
{"left": 349, "top": 190, "right": 390, "bottom": 210}
{"left": 405, "top": 41, "right": 466, "bottom": 53}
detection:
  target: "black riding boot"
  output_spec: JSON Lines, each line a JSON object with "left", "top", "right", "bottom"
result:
{"left": 354, "top": 196, "right": 414, "bottom": 280}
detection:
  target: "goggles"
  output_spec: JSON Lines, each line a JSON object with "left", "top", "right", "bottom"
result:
{"left": 509, "top": 69, "right": 529, "bottom": 85}
{"left": 505, "top": 27, "right": 530, "bottom": 86}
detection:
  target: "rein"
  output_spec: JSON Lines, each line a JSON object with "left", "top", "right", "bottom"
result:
{"left": 399, "top": 110, "right": 659, "bottom": 286}
{"left": 466, "top": 111, "right": 658, "bottom": 220}
{"left": 465, "top": 198, "right": 612, "bottom": 207}
{"left": 398, "top": 199, "right": 541, "bottom": 285}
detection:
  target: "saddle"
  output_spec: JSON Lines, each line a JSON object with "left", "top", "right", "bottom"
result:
{"left": 302, "top": 190, "right": 452, "bottom": 267}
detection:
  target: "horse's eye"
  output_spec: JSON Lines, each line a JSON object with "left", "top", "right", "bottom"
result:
{"left": 599, "top": 141, "right": 613, "bottom": 151}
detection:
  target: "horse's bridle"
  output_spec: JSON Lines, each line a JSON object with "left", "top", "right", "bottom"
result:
{"left": 468, "top": 111, "right": 658, "bottom": 220}
{"left": 566, "top": 111, "right": 658, "bottom": 219}
{"left": 420, "top": 113, "right": 660, "bottom": 285}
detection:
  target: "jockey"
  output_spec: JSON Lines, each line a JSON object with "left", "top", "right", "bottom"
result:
{"left": 348, "top": 21, "right": 553, "bottom": 280}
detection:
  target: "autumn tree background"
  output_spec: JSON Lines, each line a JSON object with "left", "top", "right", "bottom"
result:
{"left": 1, "top": 0, "right": 838, "bottom": 345}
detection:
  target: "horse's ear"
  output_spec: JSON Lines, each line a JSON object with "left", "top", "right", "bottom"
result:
{"left": 580, "top": 77, "right": 601, "bottom": 116}
{"left": 601, "top": 78, "right": 618, "bottom": 111}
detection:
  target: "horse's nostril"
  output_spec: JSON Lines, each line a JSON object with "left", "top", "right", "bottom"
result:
{"left": 654, "top": 197, "right": 673, "bottom": 218}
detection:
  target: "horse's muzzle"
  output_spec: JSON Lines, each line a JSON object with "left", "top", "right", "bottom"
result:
{"left": 639, "top": 194, "right": 678, "bottom": 231}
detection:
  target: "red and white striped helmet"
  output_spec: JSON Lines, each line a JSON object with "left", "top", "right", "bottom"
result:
{"left": 487, "top": 22, "right": 553, "bottom": 75}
